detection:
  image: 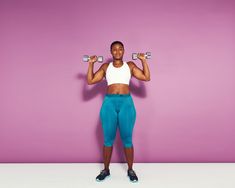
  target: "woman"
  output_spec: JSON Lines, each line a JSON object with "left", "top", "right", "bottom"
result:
{"left": 87, "top": 41, "right": 150, "bottom": 182}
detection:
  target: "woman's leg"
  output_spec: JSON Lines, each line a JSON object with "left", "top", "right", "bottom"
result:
{"left": 124, "top": 146, "right": 134, "bottom": 170}
{"left": 103, "top": 146, "right": 113, "bottom": 170}
{"left": 100, "top": 96, "right": 118, "bottom": 170}
{"left": 118, "top": 96, "right": 136, "bottom": 170}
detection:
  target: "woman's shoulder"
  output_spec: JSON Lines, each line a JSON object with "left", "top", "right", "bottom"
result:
{"left": 126, "top": 61, "right": 135, "bottom": 71}
{"left": 101, "top": 62, "right": 110, "bottom": 73}
{"left": 126, "top": 61, "right": 135, "bottom": 66}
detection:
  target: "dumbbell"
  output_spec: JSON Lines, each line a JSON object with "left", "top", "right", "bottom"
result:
{"left": 132, "top": 52, "right": 151, "bottom": 60}
{"left": 83, "top": 55, "right": 103, "bottom": 63}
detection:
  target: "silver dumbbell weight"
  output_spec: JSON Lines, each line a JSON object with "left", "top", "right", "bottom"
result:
{"left": 132, "top": 52, "right": 151, "bottom": 60}
{"left": 83, "top": 55, "right": 103, "bottom": 63}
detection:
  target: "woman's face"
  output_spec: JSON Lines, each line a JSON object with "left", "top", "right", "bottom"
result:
{"left": 111, "top": 44, "right": 124, "bottom": 60}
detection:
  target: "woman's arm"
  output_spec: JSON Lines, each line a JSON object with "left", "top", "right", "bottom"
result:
{"left": 129, "top": 58, "right": 150, "bottom": 81}
{"left": 87, "top": 60, "right": 106, "bottom": 85}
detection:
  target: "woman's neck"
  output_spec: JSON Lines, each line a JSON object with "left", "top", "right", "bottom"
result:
{"left": 113, "top": 60, "right": 123, "bottom": 65}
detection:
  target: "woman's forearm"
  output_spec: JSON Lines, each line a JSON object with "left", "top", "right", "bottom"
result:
{"left": 141, "top": 59, "right": 150, "bottom": 81}
{"left": 87, "top": 62, "right": 95, "bottom": 84}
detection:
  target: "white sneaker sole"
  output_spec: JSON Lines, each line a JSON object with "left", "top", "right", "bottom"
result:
{"left": 96, "top": 175, "right": 111, "bottom": 182}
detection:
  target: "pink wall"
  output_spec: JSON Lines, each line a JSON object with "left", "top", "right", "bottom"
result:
{"left": 0, "top": 0, "right": 235, "bottom": 162}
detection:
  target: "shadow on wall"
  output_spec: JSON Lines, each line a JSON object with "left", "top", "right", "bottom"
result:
{"left": 76, "top": 60, "right": 147, "bottom": 162}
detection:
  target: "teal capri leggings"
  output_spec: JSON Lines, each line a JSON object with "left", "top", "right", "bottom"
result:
{"left": 99, "top": 93, "right": 136, "bottom": 148}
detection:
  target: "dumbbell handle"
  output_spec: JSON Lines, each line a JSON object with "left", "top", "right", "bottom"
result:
{"left": 132, "top": 52, "right": 151, "bottom": 60}
{"left": 83, "top": 55, "right": 103, "bottom": 63}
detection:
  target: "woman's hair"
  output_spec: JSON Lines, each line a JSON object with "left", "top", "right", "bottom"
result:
{"left": 110, "top": 41, "right": 124, "bottom": 50}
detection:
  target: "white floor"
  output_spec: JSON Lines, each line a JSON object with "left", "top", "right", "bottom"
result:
{"left": 0, "top": 163, "right": 234, "bottom": 188}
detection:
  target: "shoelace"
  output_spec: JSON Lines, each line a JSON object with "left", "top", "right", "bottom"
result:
{"left": 128, "top": 170, "right": 137, "bottom": 176}
{"left": 100, "top": 170, "right": 108, "bottom": 175}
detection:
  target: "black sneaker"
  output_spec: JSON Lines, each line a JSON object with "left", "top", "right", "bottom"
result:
{"left": 127, "top": 169, "right": 138, "bottom": 182}
{"left": 96, "top": 169, "right": 110, "bottom": 182}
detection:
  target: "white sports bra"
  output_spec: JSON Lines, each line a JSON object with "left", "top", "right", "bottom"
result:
{"left": 105, "top": 61, "right": 131, "bottom": 86}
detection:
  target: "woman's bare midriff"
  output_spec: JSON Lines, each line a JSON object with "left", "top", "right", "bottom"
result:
{"left": 106, "top": 83, "right": 130, "bottom": 94}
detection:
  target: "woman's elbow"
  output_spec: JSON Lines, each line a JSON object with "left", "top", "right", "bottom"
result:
{"left": 87, "top": 79, "right": 93, "bottom": 85}
{"left": 145, "top": 77, "right": 151, "bottom": 81}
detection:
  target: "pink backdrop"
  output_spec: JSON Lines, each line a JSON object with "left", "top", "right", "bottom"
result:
{"left": 0, "top": 0, "right": 235, "bottom": 162}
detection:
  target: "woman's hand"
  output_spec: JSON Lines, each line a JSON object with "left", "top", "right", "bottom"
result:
{"left": 137, "top": 53, "right": 146, "bottom": 61}
{"left": 88, "top": 55, "right": 98, "bottom": 63}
